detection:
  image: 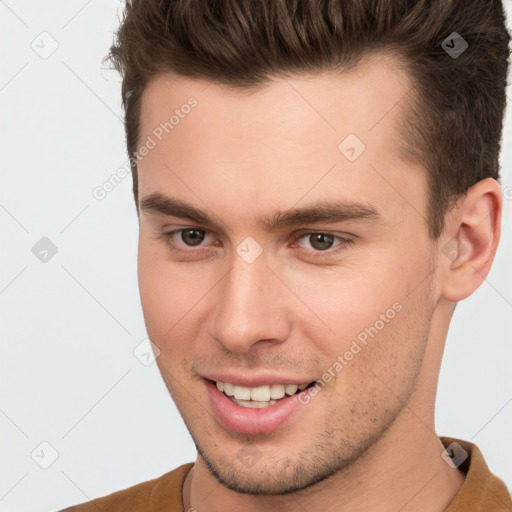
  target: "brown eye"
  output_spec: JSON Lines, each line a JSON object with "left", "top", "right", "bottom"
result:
{"left": 308, "top": 233, "right": 335, "bottom": 251}
{"left": 180, "top": 229, "right": 205, "bottom": 246}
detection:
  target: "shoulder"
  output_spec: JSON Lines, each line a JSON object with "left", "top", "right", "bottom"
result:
{"left": 59, "top": 462, "right": 194, "bottom": 512}
{"left": 441, "top": 437, "right": 512, "bottom": 512}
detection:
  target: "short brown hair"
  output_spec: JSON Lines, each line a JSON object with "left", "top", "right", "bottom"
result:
{"left": 104, "top": 0, "right": 510, "bottom": 238}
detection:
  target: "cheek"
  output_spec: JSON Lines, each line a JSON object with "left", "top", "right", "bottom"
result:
{"left": 137, "top": 238, "right": 220, "bottom": 348}
{"left": 283, "top": 244, "right": 429, "bottom": 376}
{"left": 337, "top": 268, "right": 432, "bottom": 397}
{"left": 138, "top": 241, "right": 186, "bottom": 336}
{"left": 283, "top": 258, "right": 407, "bottom": 345}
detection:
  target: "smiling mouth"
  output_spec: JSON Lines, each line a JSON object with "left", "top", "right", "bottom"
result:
{"left": 210, "top": 379, "right": 317, "bottom": 408}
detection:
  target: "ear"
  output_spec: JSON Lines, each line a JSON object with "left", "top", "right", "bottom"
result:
{"left": 439, "top": 178, "right": 502, "bottom": 302}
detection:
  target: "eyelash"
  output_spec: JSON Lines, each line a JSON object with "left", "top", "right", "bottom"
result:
{"left": 158, "top": 228, "right": 354, "bottom": 260}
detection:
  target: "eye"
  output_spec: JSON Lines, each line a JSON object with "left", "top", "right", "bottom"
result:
{"left": 158, "top": 228, "right": 353, "bottom": 260}
{"left": 160, "top": 228, "right": 217, "bottom": 255}
{"left": 176, "top": 228, "right": 207, "bottom": 246}
{"left": 293, "top": 232, "right": 354, "bottom": 258}
{"left": 300, "top": 233, "right": 337, "bottom": 251}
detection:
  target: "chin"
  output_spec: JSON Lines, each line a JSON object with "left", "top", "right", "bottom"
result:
{"left": 188, "top": 423, "right": 386, "bottom": 497}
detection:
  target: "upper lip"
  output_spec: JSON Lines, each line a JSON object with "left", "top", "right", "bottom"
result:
{"left": 203, "top": 372, "right": 316, "bottom": 388}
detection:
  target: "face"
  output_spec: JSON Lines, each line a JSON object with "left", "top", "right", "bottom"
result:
{"left": 136, "top": 53, "right": 440, "bottom": 495}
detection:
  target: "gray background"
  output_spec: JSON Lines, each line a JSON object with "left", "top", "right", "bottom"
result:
{"left": 1, "top": 1, "right": 511, "bottom": 510}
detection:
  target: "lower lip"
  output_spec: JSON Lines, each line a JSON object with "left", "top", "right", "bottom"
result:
{"left": 204, "top": 379, "right": 311, "bottom": 435}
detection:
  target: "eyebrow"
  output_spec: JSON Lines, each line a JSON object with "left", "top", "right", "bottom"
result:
{"left": 139, "top": 193, "right": 381, "bottom": 231}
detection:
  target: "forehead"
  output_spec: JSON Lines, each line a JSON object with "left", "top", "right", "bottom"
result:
{"left": 137, "top": 52, "right": 427, "bottom": 231}
{"left": 140, "top": 52, "right": 412, "bottom": 144}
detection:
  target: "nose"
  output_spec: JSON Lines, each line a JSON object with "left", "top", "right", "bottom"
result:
{"left": 209, "top": 249, "right": 291, "bottom": 353}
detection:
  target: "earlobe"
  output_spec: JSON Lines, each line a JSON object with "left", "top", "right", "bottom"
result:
{"left": 440, "top": 178, "right": 502, "bottom": 302}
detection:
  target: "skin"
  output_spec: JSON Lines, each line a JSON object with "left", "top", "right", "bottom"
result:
{"left": 136, "top": 52, "right": 501, "bottom": 512}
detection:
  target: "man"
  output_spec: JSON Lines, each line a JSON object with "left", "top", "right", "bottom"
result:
{"left": 62, "top": 0, "right": 511, "bottom": 510}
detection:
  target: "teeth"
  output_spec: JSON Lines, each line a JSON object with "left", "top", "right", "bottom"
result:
{"left": 285, "top": 384, "right": 298, "bottom": 395}
{"left": 269, "top": 384, "right": 286, "bottom": 399}
{"left": 215, "top": 381, "right": 310, "bottom": 402}
{"left": 232, "top": 398, "right": 278, "bottom": 408}
{"left": 251, "top": 385, "right": 270, "bottom": 401}
{"left": 223, "top": 382, "right": 235, "bottom": 396}
{"left": 234, "top": 385, "right": 251, "bottom": 400}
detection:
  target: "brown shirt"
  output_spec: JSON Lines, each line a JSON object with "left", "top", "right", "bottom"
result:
{"left": 60, "top": 437, "right": 511, "bottom": 512}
